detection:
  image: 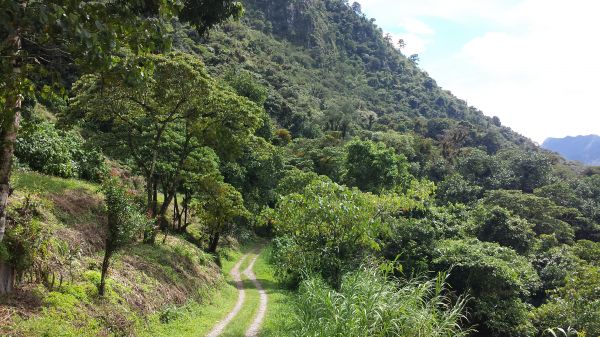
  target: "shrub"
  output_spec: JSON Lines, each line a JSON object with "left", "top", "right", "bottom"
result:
{"left": 271, "top": 179, "right": 383, "bottom": 287}
{"left": 289, "top": 267, "right": 470, "bottom": 337}
{"left": 433, "top": 239, "right": 540, "bottom": 337}
{"left": 16, "top": 122, "right": 77, "bottom": 178}
{"left": 99, "top": 179, "right": 147, "bottom": 296}
{"left": 15, "top": 121, "right": 107, "bottom": 181}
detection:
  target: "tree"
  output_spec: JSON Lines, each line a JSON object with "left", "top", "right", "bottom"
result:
{"left": 0, "top": 0, "right": 242, "bottom": 246}
{"left": 100, "top": 179, "right": 147, "bottom": 296}
{"left": 437, "top": 173, "right": 483, "bottom": 205}
{"left": 70, "top": 53, "right": 211, "bottom": 223}
{"left": 533, "top": 264, "right": 600, "bottom": 336}
{"left": 351, "top": 2, "right": 362, "bottom": 14}
{"left": 272, "top": 179, "right": 384, "bottom": 287}
{"left": 70, "top": 53, "right": 263, "bottom": 241}
{"left": 471, "top": 206, "right": 536, "bottom": 254}
{"left": 482, "top": 190, "right": 576, "bottom": 243}
{"left": 398, "top": 39, "right": 406, "bottom": 50}
{"left": 496, "top": 149, "right": 552, "bottom": 193}
{"left": 343, "top": 138, "right": 411, "bottom": 193}
{"left": 196, "top": 181, "right": 249, "bottom": 253}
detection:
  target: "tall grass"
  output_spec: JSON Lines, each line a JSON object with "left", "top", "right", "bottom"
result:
{"left": 290, "top": 267, "right": 471, "bottom": 337}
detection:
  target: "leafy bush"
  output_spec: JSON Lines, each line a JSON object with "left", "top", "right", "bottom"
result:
{"left": 16, "top": 122, "right": 77, "bottom": 178}
{"left": 15, "top": 121, "right": 107, "bottom": 181}
{"left": 271, "top": 179, "right": 383, "bottom": 287}
{"left": 433, "top": 239, "right": 541, "bottom": 337}
{"left": 289, "top": 267, "right": 470, "bottom": 337}
{"left": 533, "top": 265, "right": 600, "bottom": 336}
{"left": 99, "top": 179, "right": 148, "bottom": 295}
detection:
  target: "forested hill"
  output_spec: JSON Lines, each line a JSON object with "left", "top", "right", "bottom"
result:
{"left": 195, "top": 0, "right": 536, "bottom": 152}
{"left": 543, "top": 135, "right": 600, "bottom": 165}
{"left": 3, "top": 1, "right": 600, "bottom": 336}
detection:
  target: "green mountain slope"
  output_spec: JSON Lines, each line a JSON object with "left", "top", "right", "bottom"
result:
{"left": 192, "top": 0, "right": 535, "bottom": 152}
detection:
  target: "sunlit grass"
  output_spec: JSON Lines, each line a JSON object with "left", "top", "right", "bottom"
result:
{"left": 12, "top": 170, "right": 98, "bottom": 195}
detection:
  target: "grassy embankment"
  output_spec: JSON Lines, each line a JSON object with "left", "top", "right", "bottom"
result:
{"left": 1, "top": 171, "right": 294, "bottom": 337}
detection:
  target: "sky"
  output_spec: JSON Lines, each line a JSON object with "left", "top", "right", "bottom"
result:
{"left": 357, "top": 0, "right": 600, "bottom": 143}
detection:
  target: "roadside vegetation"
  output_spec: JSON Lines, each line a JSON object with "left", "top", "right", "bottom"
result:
{"left": 1, "top": 0, "right": 599, "bottom": 336}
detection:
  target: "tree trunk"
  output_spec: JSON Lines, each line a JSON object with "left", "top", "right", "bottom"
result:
{"left": 146, "top": 176, "right": 153, "bottom": 218}
{"left": 152, "top": 178, "right": 158, "bottom": 215}
{"left": 0, "top": 260, "right": 15, "bottom": 295}
{"left": 0, "top": 31, "right": 23, "bottom": 243}
{"left": 181, "top": 191, "right": 190, "bottom": 231}
{"left": 207, "top": 232, "right": 220, "bottom": 253}
{"left": 0, "top": 28, "right": 23, "bottom": 295}
{"left": 157, "top": 182, "right": 177, "bottom": 230}
{"left": 99, "top": 247, "right": 113, "bottom": 296}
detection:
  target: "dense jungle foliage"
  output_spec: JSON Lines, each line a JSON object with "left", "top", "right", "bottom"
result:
{"left": 1, "top": 0, "right": 599, "bottom": 336}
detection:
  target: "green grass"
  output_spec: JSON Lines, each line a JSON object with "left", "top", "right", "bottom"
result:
{"left": 140, "top": 244, "right": 255, "bottom": 337}
{"left": 141, "top": 242, "right": 297, "bottom": 337}
{"left": 254, "top": 246, "right": 296, "bottom": 337}
{"left": 141, "top": 284, "right": 239, "bottom": 337}
{"left": 12, "top": 170, "right": 97, "bottom": 195}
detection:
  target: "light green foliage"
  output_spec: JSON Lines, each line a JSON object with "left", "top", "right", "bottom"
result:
{"left": 15, "top": 121, "right": 106, "bottom": 181}
{"left": 274, "top": 168, "right": 320, "bottom": 197}
{"left": 343, "top": 138, "right": 411, "bottom": 193}
{"left": 11, "top": 171, "right": 97, "bottom": 195}
{"left": 572, "top": 240, "right": 600, "bottom": 265}
{"left": 271, "top": 179, "right": 383, "bottom": 287}
{"left": 195, "top": 181, "right": 249, "bottom": 252}
{"left": 533, "top": 265, "right": 600, "bottom": 336}
{"left": 289, "top": 267, "right": 470, "bottom": 337}
{"left": 433, "top": 239, "right": 540, "bottom": 337}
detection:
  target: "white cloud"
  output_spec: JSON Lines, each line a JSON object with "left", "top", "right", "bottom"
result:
{"left": 358, "top": 0, "right": 600, "bottom": 142}
{"left": 387, "top": 32, "right": 428, "bottom": 55}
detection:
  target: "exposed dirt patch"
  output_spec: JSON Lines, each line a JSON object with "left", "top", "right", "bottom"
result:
{"left": 0, "top": 286, "right": 43, "bottom": 335}
{"left": 49, "top": 189, "right": 107, "bottom": 254}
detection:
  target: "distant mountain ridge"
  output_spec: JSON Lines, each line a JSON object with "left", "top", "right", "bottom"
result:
{"left": 542, "top": 135, "right": 600, "bottom": 165}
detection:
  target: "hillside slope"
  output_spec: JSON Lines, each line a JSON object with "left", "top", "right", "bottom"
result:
{"left": 0, "top": 172, "right": 224, "bottom": 336}
{"left": 189, "top": 0, "right": 536, "bottom": 152}
{"left": 543, "top": 135, "right": 600, "bottom": 166}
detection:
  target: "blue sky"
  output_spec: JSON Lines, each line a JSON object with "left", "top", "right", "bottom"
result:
{"left": 358, "top": 0, "right": 600, "bottom": 143}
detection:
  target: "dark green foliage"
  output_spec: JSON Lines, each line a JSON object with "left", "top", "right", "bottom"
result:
{"left": 437, "top": 173, "right": 483, "bottom": 204}
{"left": 482, "top": 190, "right": 576, "bottom": 243}
{"left": 471, "top": 206, "right": 536, "bottom": 254}
{"left": 533, "top": 265, "right": 600, "bottom": 336}
{"left": 533, "top": 244, "right": 580, "bottom": 291}
{"left": 224, "top": 68, "right": 268, "bottom": 105}
{"left": 343, "top": 138, "right": 411, "bottom": 193}
{"left": 433, "top": 239, "right": 540, "bottom": 337}
{"left": 0, "top": 195, "right": 50, "bottom": 276}
{"left": 382, "top": 217, "right": 438, "bottom": 275}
